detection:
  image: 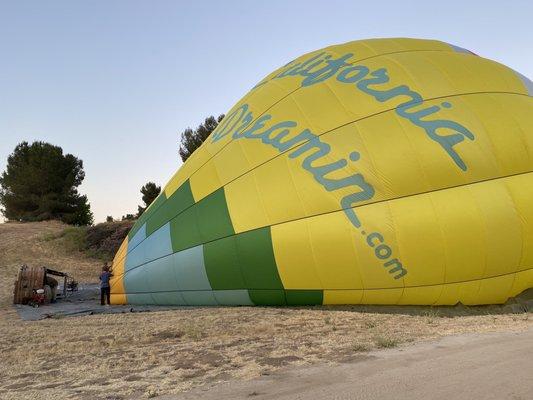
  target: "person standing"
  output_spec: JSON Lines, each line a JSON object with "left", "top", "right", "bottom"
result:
{"left": 99, "top": 264, "right": 112, "bottom": 306}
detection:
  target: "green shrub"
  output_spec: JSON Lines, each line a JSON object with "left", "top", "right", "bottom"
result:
{"left": 85, "top": 221, "right": 133, "bottom": 260}
{"left": 61, "top": 226, "right": 88, "bottom": 252}
{"left": 47, "top": 220, "right": 134, "bottom": 261}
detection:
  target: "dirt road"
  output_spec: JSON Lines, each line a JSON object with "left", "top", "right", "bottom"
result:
{"left": 169, "top": 328, "right": 533, "bottom": 400}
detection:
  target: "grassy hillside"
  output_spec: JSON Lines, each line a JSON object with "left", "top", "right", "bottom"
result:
{"left": 0, "top": 221, "right": 102, "bottom": 306}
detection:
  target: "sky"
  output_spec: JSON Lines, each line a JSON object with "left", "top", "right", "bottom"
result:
{"left": 1, "top": 0, "right": 532, "bottom": 223}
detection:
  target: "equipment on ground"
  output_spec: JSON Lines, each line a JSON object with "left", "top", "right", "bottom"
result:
{"left": 28, "top": 289, "right": 46, "bottom": 308}
{"left": 13, "top": 265, "right": 77, "bottom": 305}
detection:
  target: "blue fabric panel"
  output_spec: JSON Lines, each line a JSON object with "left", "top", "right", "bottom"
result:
{"left": 173, "top": 245, "right": 212, "bottom": 291}
{"left": 143, "top": 222, "right": 173, "bottom": 264}
{"left": 128, "top": 222, "right": 146, "bottom": 250}
{"left": 181, "top": 290, "right": 218, "bottom": 305}
{"left": 151, "top": 291, "right": 187, "bottom": 306}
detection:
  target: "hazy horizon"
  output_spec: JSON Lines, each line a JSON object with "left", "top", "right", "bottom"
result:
{"left": 1, "top": 0, "right": 532, "bottom": 223}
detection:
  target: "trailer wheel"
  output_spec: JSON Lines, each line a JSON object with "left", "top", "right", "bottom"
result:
{"left": 44, "top": 285, "right": 52, "bottom": 303}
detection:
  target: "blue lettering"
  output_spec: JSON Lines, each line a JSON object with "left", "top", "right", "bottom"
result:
{"left": 301, "top": 53, "right": 354, "bottom": 87}
{"left": 262, "top": 121, "right": 298, "bottom": 149}
{"left": 237, "top": 115, "right": 272, "bottom": 139}
{"left": 356, "top": 68, "right": 390, "bottom": 97}
{"left": 375, "top": 244, "right": 392, "bottom": 259}
{"left": 384, "top": 259, "right": 407, "bottom": 279}
{"left": 212, "top": 104, "right": 251, "bottom": 143}
{"left": 341, "top": 183, "right": 376, "bottom": 229}
{"left": 277, "top": 52, "right": 327, "bottom": 78}
{"left": 366, "top": 232, "right": 384, "bottom": 247}
{"left": 267, "top": 52, "right": 475, "bottom": 171}
{"left": 337, "top": 65, "right": 369, "bottom": 83}
{"left": 274, "top": 129, "right": 316, "bottom": 152}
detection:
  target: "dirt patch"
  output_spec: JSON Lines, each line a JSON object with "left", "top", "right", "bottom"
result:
{"left": 260, "top": 355, "right": 303, "bottom": 367}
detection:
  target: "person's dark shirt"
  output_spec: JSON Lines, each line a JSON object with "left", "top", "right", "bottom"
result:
{"left": 99, "top": 271, "right": 112, "bottom": 288}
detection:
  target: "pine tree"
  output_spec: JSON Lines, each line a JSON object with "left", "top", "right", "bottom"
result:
{"left": 0, "top": 141, "right": 93, "bottom": 225}
{"left": 136, "top": 182, "right": 161, "bottom": 217}
{"left": 179, "top": 114, "right": 224, "bottom": 162}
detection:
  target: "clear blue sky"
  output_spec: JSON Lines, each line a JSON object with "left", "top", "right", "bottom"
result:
{"left": 1, "top": 0, "right": 532, "bottom": 223}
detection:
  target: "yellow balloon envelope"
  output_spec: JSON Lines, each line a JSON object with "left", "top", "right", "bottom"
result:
{"left": 111, "top": 38, "right": 533, "bottom": 306}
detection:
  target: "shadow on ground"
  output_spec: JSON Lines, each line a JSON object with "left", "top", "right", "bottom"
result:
{"left": 14, "top": 287, "right": 533, "bottom": 321}
{"left": 14, "top": 284, "right": 184, "bottom": 321}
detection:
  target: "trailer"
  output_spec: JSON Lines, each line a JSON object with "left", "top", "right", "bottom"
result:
{"left": 13, "top": 265, "right": 77, "bottom": 305}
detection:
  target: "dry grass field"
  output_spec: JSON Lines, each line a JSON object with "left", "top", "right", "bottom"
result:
{"left": 0, "top": 221, "right": 531, "bottom": 400}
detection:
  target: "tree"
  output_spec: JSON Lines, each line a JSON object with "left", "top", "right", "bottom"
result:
{"left": 179, "top": 114, "right": 224, "bottom": 162}
{"left": 106, "top": 216, "right": 114, "bottom": 223}
{"left": 136, "top": 181, "right": 161, "bottom": 217}
{"left": 122, "top": 214, "right": 135, "bottom": 221}
{"left": 0, "top": 141, "right": 93, "bottom": 225}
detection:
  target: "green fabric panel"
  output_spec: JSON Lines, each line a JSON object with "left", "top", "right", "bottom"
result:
{"left": 285, "top": 290, "right": 324, "bottom": 306}
{"left": 203, "top": 237, "right": 246, "bottom": 290}
{"left": 170, "top": 206, "right": 203, "bottom": 252}
{"left": 195, "top": 188, "right": 235, "bottom": 241}
{"left": 236, "top": 227, "right": 284, "bottom": 290}
{"left": 146, "top": 180, "right": 195, "bottom": 236}
{"left": 128, "top": 193, "right": 167, "bottom": 239}
{"left": 248, "top": 289, "right": 287, "bottom": 306}
{"left": 213, "top": 290, "right": 253, "bottom": 305}
{"left": 169, "top": 187, "right": 234, "bottom": 253}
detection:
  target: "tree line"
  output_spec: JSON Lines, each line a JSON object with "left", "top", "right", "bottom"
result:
{"left": 1, "top": 114, "right": 224, "bottom": 225}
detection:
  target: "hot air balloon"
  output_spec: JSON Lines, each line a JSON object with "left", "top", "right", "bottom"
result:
{"left": 110, "top": 38, "right": 533, "bottom": 306}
